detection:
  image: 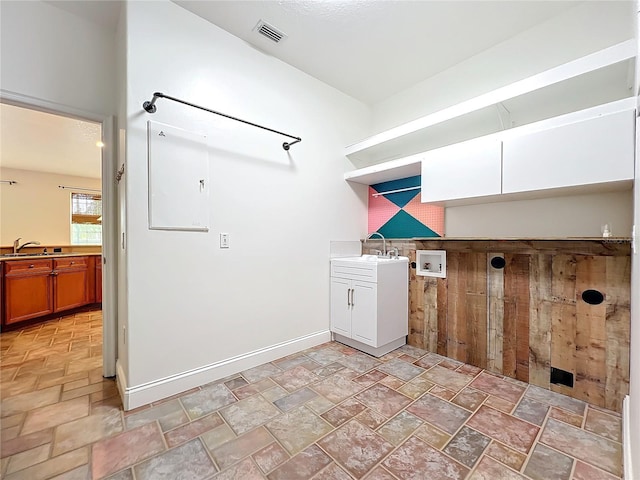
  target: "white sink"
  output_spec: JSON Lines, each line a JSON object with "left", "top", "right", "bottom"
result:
{"left": 337, "top": 255, "right": 408, "bottom": 264}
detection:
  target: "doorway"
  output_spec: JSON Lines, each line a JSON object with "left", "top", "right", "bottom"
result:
{"left": 0, "top": 94, "right": 116, "bottom": 378}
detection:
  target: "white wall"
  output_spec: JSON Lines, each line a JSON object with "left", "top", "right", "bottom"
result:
{"left": 446, "top": 190, "right": 634, "bottom": 238}
{"left": 365, "top": 1, "right": 635, "bottom": 240}
{"left": 371, "top": 1, "right": 633, "bottom": 132}
{"left": 0, "top": 168, "right": 101, "bottom": 245}
{"left": 122, "top": 1, "right": 369, "bottom": 404}
{"left": 0, "top": 0, "right": 116, "bottom": 115}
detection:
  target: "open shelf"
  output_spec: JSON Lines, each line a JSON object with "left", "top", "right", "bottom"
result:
{"left": 343, "top": 40, "right": 635, "bottom": 184}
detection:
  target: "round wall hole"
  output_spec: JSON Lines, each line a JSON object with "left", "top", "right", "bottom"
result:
{"left": 490, "top": 256, "right": 506, "bottom": 269}
{"left": 582, "top": 289, "right": 604, "bottom": 305}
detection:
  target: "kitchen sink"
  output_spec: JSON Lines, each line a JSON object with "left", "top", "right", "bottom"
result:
{"left": 0, "top": 252, "right": 76, "bottom": 258}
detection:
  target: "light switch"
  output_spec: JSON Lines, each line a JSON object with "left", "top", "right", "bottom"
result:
{"left": 220, "top": 233, "right": 230, "bottom": 248}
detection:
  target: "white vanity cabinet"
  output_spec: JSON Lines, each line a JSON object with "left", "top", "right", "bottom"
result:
{"left": 330, "top": 256, "right": 409, "bottom": 357}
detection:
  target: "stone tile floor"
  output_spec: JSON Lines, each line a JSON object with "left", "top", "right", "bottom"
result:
{"left": 0, "top": 310, "right": 623, "bottom": 479}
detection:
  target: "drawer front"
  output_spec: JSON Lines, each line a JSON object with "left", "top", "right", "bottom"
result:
{"left": 4, "top": 259, "right": 53, "bottom": 276}
{"left": 54, "top": 256, "right": 88, "bottom": 270}
{"left": 331, "top": 261, "right": 377, "bottom": 282}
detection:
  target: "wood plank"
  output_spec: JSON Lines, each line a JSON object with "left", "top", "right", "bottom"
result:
{"left": 604, "top": 255, "right": 631, "bottom": 412}
{"left": 512, "top": 255, "right": 530, "bottom": 382}
{"left": 550, "top": 255, "right": 577, "bottom": 398}
{"left": 414, "top": 239, "right": 631, "bottom": 256}
{"left": 466, "top": 253, "right": 487, "bottom": 369}
{"left": 408, "top": 250, "right": 426, "bottom": 349}
{"left": 502, "top": 254, "right": 518, "bottom": 378}
{"left": 446, "top": 252, "right": 468, "bottom": 362}
{"left": 529, "top": 254, "right": 552, "bottom": 388}
{"left": 423, "top": 277, "right": 439, "bottom": 352}
{"left": 574, "top": 255, "right": 607, "bottom": 407}
{"left": 487, "top": 253, "right": 504, "bottom": 374}
{"left": 436, "top": 277, "right": 448, "bottom": 356}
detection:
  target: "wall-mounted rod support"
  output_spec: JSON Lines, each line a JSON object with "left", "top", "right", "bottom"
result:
{"left": 0, "top": 180, "right": 17, "bottom": 185}
{"left": 58, "top": 185, "right": 101, "bottom": 193}
{"left": 371, "top": 186, "right": 421, "bottom": 197}
{"left": 142, "top": 92, "right": 302, "bottom": 151}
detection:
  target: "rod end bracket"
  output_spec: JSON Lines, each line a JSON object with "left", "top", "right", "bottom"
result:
{"left": 143, "top": 101, "right": 157, "bottom": 113}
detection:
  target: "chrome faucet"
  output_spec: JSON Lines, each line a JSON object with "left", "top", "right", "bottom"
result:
{"left": 364, "top": 232, "right": 386, "bottom": 256}
{"left": 14, "top": 238, "right": 41, "bottom": 253}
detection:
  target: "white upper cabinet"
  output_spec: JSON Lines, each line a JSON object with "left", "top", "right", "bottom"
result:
{"left": 421, "top": 138, "right": 502, "bottom": 203}
{"left": 502, "top": 109, "right": 635, "bottom": 194}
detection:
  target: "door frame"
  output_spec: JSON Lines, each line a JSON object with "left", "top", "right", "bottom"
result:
{"left": 0, "top": 89, "right": 118, "bottom": 377}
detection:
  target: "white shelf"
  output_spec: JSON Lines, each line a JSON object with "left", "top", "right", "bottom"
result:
{"left": 344, "top": 153, "right": 422, "bottom": 185}
{"left": 346, "top": 97, "right": 636, "bottom": 187}
{"left": 344, "top": 40, "right": 635, "bottom": 182}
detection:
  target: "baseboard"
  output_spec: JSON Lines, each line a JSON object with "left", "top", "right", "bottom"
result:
{"left": 623, "top": 395, "right": 633, "bottom": 480}
{"left": 116, "top": 359, "right": 129, "bottom": 411}
{"left": 120, "top": 330, "right": 331, "bottom": 410}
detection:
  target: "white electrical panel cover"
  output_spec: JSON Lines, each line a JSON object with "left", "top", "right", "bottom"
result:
{"left": 148, "top": 121, "right": 209, "bottom": 231}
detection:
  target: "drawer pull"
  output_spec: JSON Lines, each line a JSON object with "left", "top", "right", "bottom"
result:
{"left": 29, "top": 264, "right": 34, "bottom": 268}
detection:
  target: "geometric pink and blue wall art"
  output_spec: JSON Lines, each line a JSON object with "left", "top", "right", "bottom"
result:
{"left": 368, "top": 176, "right": 444, "bottom": 238}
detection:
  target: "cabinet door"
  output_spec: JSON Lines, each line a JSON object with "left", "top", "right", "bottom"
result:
{"left": 330, "top": 277, "right": 352, "bottom": 337}
{"left": 351, "top": 281, "right": 377, "bottom": 346}
{"left": 502, "top": 109, "right": 635, "bottom": 194}
{"left": 54, "top": 269, "right": 88, "bottom": 313}
{"left": 4, "top": 273, "right": 53, "bottom": 324}
{"left": 421, "top": 137, "right": 502, "bottom": 203}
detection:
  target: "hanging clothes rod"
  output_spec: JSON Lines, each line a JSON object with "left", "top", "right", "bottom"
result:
{"left": 371, "top": 186, "right": 421, "bottom": 197}
{"left": 58, "top": 185, "right": 101, "bottom": 193}
{"left": 0, "top": 180, "right": 17, "bottom": 185}
{"left": 142, "top": 92, "right": 302, "bottom": 151}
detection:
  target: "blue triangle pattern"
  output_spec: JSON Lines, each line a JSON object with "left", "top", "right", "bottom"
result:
{"left": 377, "top": 210, "right": 439, "bottom": 239}
{"left": 371, "top": 176, "right": 420, "bottom": 208}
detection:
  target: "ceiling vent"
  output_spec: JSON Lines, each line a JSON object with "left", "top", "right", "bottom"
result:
{"left": 254, "top": 20, "right": 287, "bottom": 44}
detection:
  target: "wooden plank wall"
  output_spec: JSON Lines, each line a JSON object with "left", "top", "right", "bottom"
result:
{"left": 381, "top": 240, "right": 631, "bottom": 412}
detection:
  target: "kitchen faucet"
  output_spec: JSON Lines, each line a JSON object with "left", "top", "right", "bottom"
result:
{"left": 364, "top": 232, "right": 386, "bottom": 256}
{"left": 13, "top": 237, "right": 41, "bottom": 253}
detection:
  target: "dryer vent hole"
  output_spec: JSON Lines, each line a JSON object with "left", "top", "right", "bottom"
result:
{"left": 490, "top": 256, "right": 506, "bottom": 269}
{"left": 582, "top": 289, "right": 604, "bottom": 305}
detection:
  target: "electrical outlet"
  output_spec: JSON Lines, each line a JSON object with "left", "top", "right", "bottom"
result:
{"left": 220, "top": 233, "right": 230, "bottom": 248}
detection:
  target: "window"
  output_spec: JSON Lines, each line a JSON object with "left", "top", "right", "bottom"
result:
{"left": 71, "top": 193, "right": 102, "bottom": 245}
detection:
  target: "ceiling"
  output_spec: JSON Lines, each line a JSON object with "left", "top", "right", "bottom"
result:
{"left": 1, "top": 1, "right": 605, "bottom": 178}
{"left": 174, "top": 0, "right": 581, "bottom": 104}
{"left": 0, "top": 103, "right": 102, "bottom": 179}
{"left": 44, "top": 1, "right": 585, "bottom": 105}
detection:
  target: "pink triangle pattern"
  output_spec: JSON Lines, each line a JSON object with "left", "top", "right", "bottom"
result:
{"left": 403, "top": 193, "right": 445, "bottom": 236}
{"left": 368, "top": 186, "right": 401, "bottom": 233}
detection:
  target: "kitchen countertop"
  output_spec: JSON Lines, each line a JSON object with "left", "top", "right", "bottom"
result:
{"left": 0, "top": 253, "right": 101, "bottom": 261}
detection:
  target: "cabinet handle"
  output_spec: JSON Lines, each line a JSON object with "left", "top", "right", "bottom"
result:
{"left": 50, "top": 271, "right": 58, "bottom": 276}
{"left": 351, "top": 289, "right": 355, "bottom": 307}
{"left": 347, "top": 288, "right": 351, "bottom": 306}
{"left": 70, "top": 261, "right": 75, "bottom": 265}
{"left": 29, "top": 264, "right": 35, "bottom": 268}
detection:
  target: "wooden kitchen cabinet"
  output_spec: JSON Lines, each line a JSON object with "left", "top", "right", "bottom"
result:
{"left": 3, "top": 259, "right": 54, "bottom": 325}
{"left": 2, "top": 255, "right": 95, "bottom": 327}
{"left": 53, "top": 257, "right": 88, "bottom": 313}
